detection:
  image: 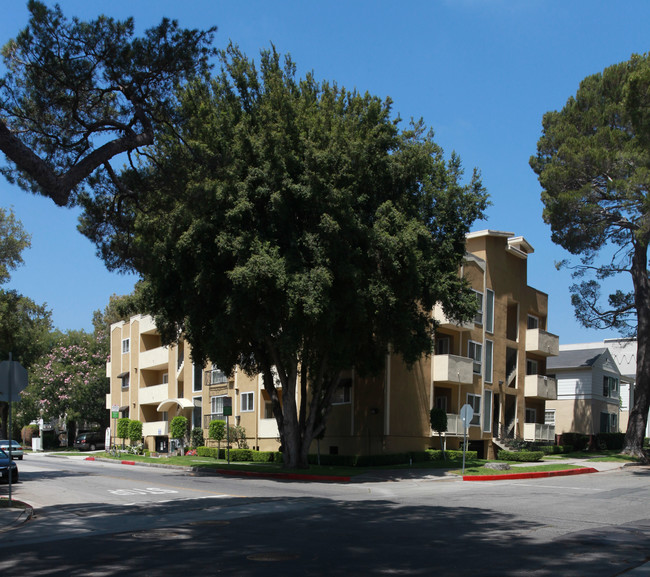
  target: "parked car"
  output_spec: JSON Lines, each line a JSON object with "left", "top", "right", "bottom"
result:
{"left": 73, "top": 432, "right": 105, "bottom": 451}
{"left": 0, "top": 449, "right": 18, "bottom": 483}
{"left": 0, "top": 440, "right": 23, "bottom": 460}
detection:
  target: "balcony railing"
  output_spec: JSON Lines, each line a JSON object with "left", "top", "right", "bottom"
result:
{"left": 142, "top": 421, "right": 169, "bottom": 437}
{"left": 523, "top": 423, "right": 555, "bottom": 442}
{"left": 203, "top": 413, "right": 226, "bottom": 428}
{"left": 525, "top": 329, "right": 559, "bottom": 357}
{"left": 524, "top": 375, "right": 557, "bottom": 400}
{"left": 140, "top": 346, "right": 169, "bottom": 370}
{"left": 433, "top": 354, "right": 474, "bottom": 385}
{"left": 433, "top": 304, "right": 473, "bottom": 331}
{"left": 259, "top": 418, "right": 279, "bottom": 438}
{"left": 139, "top": 383, "right": 169, "bottom": 405}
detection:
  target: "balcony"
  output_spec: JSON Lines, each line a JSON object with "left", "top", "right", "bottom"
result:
{"left": 523, "top": 423, "right": 555, "bottom": 442}
{"left": 140, "top": 346, "right": 169, "bottom": 370}
{"left": 106, "top": 360, "right": 111, "bottom": 378}
{"left": 524, "top": 375, "right": 557, "bottom": 400}
{"left": 142, "top": 421, "right": 169, "bottom": 437}
{"left": 138, "top": 315, "right": 157, "bottom": 334}
{"left": 525, "top": 329, "right": 559, "bottom": 357}
{"left": 139, "top": 383, "right": 169, "bottom": 405}
{"left": 433, "top": 354, "right": 474, "bottom": 385}
{"left": 433, "top": 304, "right": 473, "bottom": 331}
{"left": 259, "top": 418, "right": 280, "bottom": 438}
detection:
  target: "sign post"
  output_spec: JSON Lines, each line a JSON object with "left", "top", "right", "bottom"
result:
{"left": 223, "top": 397, "right": 233, "bottom": 465}
{"left": 111, "top": 405, "right": 119, "bottom": 452}
{"left": 0, "top": 354, "right": 28, "bottom": 503}
{"left": 459, "top": 403, "right": 474, "bottom": 475}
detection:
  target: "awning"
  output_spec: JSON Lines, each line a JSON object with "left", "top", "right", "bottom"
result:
{"left": 157, "top": 398, "right": 194, "bottom": 412}
{"left": 117, "top": 371, "right": 129, "bottom": 379}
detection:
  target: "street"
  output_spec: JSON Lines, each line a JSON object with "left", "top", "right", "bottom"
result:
{"left": 1, "top": 454, "right": 649, "bottom": 576}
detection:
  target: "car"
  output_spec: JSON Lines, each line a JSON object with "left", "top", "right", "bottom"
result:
{"left": 0, "top": 440, "right": 24, "bottom": 460}
{"left": 0, "top": 449, "right": 18, "bottom": 483}
{"left": 73, "top": 432, "right": 105, "bottom": 451}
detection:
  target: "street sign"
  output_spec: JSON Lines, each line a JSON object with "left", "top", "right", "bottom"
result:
{"left": 0, "top": 359, "right": 28, "bottom": 401}
{"left": 459, "top": 403, "right": 474, "bottom": 426}
{"left": 111, "top": 405, "right": 120, "bottom": 419}
{"left": 223, "top": 396, "right": 232, "bottom": 416}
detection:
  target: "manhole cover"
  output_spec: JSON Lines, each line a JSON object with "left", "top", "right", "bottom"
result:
{"left": 247, "top": 552, "right": 300, "bottom": 562}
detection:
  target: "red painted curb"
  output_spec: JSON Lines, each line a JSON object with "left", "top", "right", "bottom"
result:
{"left": 463, "top": 467, "right": 598, "bottom": 481}
{"left": 215, "top": 468, "right": 350, "bottom": 482}
{"left": 84, "top": 456, "right": 95, "bottom": 461}
{"left": 121, "top": 460, "right": 136, "bottom": 466}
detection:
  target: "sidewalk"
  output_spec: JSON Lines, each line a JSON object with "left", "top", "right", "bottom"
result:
{"left": 0, "top": 499, "right": 33, "bottom": 533}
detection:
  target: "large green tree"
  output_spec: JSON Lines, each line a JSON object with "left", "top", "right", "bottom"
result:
{"left": 0, "top": 209, "right": 51, "bottom": 438}
{"left": 0, "top": 1, "right": 216, "bottom": 206}
{"left": 82, "top": 45, "right": 488, "bottom": 468}
{"left": 530, "top": 52, "right": 650, "bottom": 459}
{"left": 19, "top": 330, "right": 109, "bottom": 438}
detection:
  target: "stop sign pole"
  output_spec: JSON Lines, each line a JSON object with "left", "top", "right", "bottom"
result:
{"left": 0, "top": 353, "right": 29, "bottom": 503}
{"left": 459, "top": 403, "right": 474, "bottom": 475}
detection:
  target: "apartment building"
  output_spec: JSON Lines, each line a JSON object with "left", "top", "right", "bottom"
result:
{"left": 320, "top": 230, "right": 560, "bottom": 459}
{"left": 106, "top": 315, "right": 281, "bottom": 453}
{"left": 106, "top": 230, "right": 559, "bottom": 459}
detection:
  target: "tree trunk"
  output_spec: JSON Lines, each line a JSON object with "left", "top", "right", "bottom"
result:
{"left": 624, "top": 241, "right": 650, "bottom": 460}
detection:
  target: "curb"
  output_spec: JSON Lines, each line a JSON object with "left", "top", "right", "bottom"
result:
{"left": 463, "top": 467, "right": 598, "bottom": 481}
{"left": 0, "top": 499, "right": 34, "bottom": 532}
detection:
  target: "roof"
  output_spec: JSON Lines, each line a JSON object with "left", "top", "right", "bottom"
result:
{"left": 547, "top": 348, "right": 608, "bottom": 370}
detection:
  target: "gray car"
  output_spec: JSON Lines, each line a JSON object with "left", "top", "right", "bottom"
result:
{"left": 0, "top": 440, "right": 23, "bottom": 460}
{"left": 73, "top": 432, "right": 105, "bottom": 451}
{"left": 0, "top": 449, "right": 18, "bottom": 483}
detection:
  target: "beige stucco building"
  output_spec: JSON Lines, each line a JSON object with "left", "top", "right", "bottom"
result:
{"left": 106, "top": 229, "right": 560, "bottom": 459}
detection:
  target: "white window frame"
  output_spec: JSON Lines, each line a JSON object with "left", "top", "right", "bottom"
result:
{"left": 210, "top": 364, "right": 228, "bottom": 385}
{"left": 467, "top": 393, "right": 481, "bottom": 426}
{"left": 468, "top": 340, "right": 483, "bottom": 375}
{"left": 121, "top": 373, "right": 130, "bottom": 389}
{"left": 482, "top": 389, "right": 492, "bottom": 433}
{"left": 603, "top": 375, "right": 619, "bottom": 398}
{"left": 241, "top": 391, "right": 254, "bottom": 412}
{"left": 484, "top": 340, "right": 493, "bottom": 383}
{"left": 211, "top": 395, "right": 227, "bottom": 418}
{"left": 122, "top": 338, "right": 130, "bottom": 354}
{"left": 485, "top": 289, "right": 495, "bottom": 334}
{"left": 192, "top": 397, "right": 202, "bottom": 429}
{"left": 544, "top": 409, "right": 555, "bottom": 425}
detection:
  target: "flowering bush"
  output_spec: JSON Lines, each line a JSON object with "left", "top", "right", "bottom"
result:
{"left": 185, "top": 449, "right": 197, "bottom": 456}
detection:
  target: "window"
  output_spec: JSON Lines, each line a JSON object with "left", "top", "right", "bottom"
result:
{"left": 122, "top": 338, "right": 130, "bottom": 354}
{"left": 485, "top": 289, "right": 495, "bottom": 333}
{"left": 264, "top": 401, "right": 274, "bottom": 419}
{"left": 192, "top": 398, "right": 202, "bottom": 429}
{"left": 483, "top": 390, "right": 492, "bottom": 433}
{"left": 467, "top": 393, "right": 481, "bottom": 426}
{"left": 527, "top": 315, "right": 539, "bottom": 330}
{"left": 241, "top": 392, "right": 254, "bottom": 412}
{"left": 435, "top": 396, "right": 447, "bottom": 412}
{"left": 162, "top": 373, "right": 168, "bottom": 385}
{"left": 544, "top": 409, "right": 555, "bottom": 425}
{"left": 332, "top": 378, "right": 352, "bottom": 404}
{"left": 526, "top": 359, "right": 538, "bottom": 376}
{"left": 484, "top": 340, "right": 493, "bottom": 383}
{"left": 210, "top": 364, "right": 228, "bottom": 385}
{"left": 193, "top": 364, "right": 203, "bottom": 393}
{"left": 468, "top": 341, "right": 483, "bottom": 374}
{"left": 211, "top": 395, "right": 227, "bottom": 418}
{"left": 603, "top": 375, "right": 619, "bottom": 398}
{"left": 435, "top": 336, "right": 450, "bottom": 355}
{"left": 121, "top": 373, "right": 130, "bottom": 389}
{"left": 473, "top": 291, "right": 484, "bottom": 325}
{"left": 600, "top": 412, "right": 618, "bottom": 433}
{"left": 525, "top": 408, "right": 536, "bottom": 423}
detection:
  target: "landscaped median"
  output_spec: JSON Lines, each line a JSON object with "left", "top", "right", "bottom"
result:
{"left": 460, "top": 463, "right": 597, "bottom": 481}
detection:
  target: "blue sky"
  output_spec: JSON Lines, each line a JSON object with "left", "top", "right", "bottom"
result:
{"left": 0, "top": 0, "right": 647, "bottom": 343}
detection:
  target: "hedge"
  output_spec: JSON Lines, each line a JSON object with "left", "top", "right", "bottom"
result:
{"left": 561, "top": 433, "right": 589, "bottom": 451}
{"left": 594, "top": 432, "right": 625, "bottom": 450}
{"left": 498, "top": 450, "right": 544, "bottom": 462}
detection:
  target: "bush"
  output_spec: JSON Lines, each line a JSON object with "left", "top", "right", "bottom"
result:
{"left": 561, "top": 433, "right": 589, "bottom": 451}
{"left": 252, "top": 451, "right": 275, "bottom": 462}
{"left": 117, "top": 418, "right": 130, "bottom": 441}
{"left": 128, "top": 420, "right": 143, "bottom": 445}
{"left": 229, "top": 449, "right": 253, "bottom": 461}
{"left": 197, "top": 446, "right": 221, "bottom": 458}
{"left": 170, "top": 416, "right": 188, "bottom": 444}
{"left": 499, "top": 450, "right": 544, "bottom": 462}
{"left": 594, "top": 432, "right": 625, "bottom": 450}
{"left": 208, "top": 420, "right": 226, "bottom": 446}
{"left": 190, "top": 427, "right": 204, "bottom": 448}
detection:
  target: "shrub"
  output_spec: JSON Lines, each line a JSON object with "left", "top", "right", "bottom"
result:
{"left": 117, "top": 418, "right": 130, "bottom": 440}
{"left": 190, "top": 427, "right": 204, "bottom": 448}
{"left": 561, "top": 432, "right": 589, "bottom": 451}
{"left": 594, "top": 432, "right": 625, "bottom": 450}
{"left": 252, "top": 451, "right": 275, "bottom": 462}
{"left": 208, "top": 420, "right": 226, "bottom": 448}
{"left": 228, "top": 424, "right": 248, "bottom": 448}
{"left": 499, "top": 450, "right": 544, "bottom": 462}
{"left": 128, "top": 420, "right": 143, "bottom": 445}
{"left": 170, "top": 416, "right": 188, "bottom": 445}
{"left": 197, "top": 446, "right": 220, "bottom": 458}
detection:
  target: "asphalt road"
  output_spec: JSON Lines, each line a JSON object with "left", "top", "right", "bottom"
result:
{"left": 1, "top": 453, "right": 649, "bottom": 576}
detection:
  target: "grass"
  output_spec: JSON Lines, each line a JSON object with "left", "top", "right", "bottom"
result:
{"left": 543, "top": 449, "right": 642, "bottom": 463}
{"left": 457, "top": 463, "right": 584, "bottom": 476}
